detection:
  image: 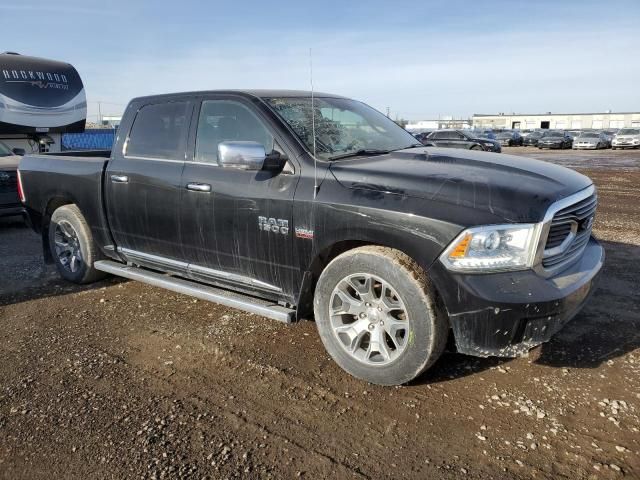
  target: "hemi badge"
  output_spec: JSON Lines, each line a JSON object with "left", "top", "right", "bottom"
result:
{"left": 295, "top": 228, "right": 314, "bottom": 240}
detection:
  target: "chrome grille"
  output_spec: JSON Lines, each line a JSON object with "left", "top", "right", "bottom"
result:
{"left": 542, "top": 190, "right": 597, "bottom": 270}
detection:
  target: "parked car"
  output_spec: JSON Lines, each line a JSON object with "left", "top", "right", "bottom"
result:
{"left": 572, "top": 132, "right": 610, "bottom": 150}
{"left": 470, "top": 129, "right": 496, "bottom": 139}
{"left": 423, "top": 129, "right": 501, "bottom": 152}
{"left": 18, "top": 89, "right": 603, "bottom": 386}
{"left": 495, "top": 130, "right": 523, "bottom": 147}
{"left": 523, "top": 130, "right": 544, "bottom": 146}
{"left": 537, "top": 130, "right": 573, "bottom": 149}
{"left": 0, "top": 140, "right": 26, "bottom": 219}
{"left": 567, "top": 130, "right": 583, "bottom": 140}
{"left": 611, "top": 128, "right": 640, "bottom": 149}
{"left": 412, "top": 131, "right": 433, "bottom": 143}
{"left": 520, "top": 129, "right": 536, "bottom": 138}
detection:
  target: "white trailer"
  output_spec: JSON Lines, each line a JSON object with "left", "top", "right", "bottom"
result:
{"left": 0, "top": 52, "right": 87, "bottom": 153}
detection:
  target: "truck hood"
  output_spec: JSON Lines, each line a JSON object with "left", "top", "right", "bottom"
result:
{"left": 329, "top": 147, "right": 592, "bottom": 223}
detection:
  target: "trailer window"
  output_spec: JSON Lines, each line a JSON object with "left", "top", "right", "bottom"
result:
{"left": 126, "top": 102, "right": 190, "bottom": 160}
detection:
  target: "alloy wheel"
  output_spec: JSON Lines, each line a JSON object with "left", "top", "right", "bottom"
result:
{"left": 53, "top": 220, "right": 83, "bottom": 273}
{"left": 329, "top": 273, "right": 410, "bottom": 366}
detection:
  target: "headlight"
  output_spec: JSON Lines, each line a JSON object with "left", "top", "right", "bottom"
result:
{"left": 440, "top": 224, "right": 542, "bottom": 273}
{"left": 482, "top": 142, "right": 494, "bottom": 147}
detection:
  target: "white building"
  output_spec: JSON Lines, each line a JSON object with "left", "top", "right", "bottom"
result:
{"left": 406, "top": 117, "right": 472, "bottom": 132}
{"left": 472, "top": 112, "right": 640, "bottom": 131}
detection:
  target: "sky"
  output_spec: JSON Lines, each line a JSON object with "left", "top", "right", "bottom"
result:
{"left": 2, "top": 0, "right": 639, "bottom": 122}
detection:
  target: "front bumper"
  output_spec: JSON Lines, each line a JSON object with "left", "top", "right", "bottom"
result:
{"left": 538, "top": 142, "right": 563, "bottom": 149}
{"left": 431, "top": 237, "right": 604, "bottom": 357}
{"left": 574, "top": 144, "right": 599, "bottom": 149}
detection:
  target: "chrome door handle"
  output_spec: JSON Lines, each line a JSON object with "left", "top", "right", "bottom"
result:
{"left": 186, "top": 182, "right": 212, "bottom": 192}
{"left": 110, "top": 174, "right": 129, "bottom": 183}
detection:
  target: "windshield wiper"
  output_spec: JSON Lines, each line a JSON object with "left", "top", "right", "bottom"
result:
{"left": 391, "top": 143, "right": 425, "bottom": 151}
{"left": 328, "top": 149, "right": 390, "bottom": 161}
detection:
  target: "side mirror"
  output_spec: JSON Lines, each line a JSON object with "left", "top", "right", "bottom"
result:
{"left": 262, "top": 150, "right": 288, "bottom": 172}
{"left": 218, "top": 141, "right": 266, "bottom": 171}
{"left": 12, "top": 148, "right": 25, "bottom": 156}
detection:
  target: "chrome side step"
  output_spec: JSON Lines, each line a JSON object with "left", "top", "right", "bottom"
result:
{"left": 94, "top": 260, "right": 295, "bottom": 323}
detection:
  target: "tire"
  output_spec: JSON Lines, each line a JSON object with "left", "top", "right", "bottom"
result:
{"left": 470, "top": 145, "right": 483, "bottom": 151}
{"left": 48, "top": 204, "right": 106, "bottom": 284}
{"left": 313, "top": 246, "right": 448, "bottom": 385}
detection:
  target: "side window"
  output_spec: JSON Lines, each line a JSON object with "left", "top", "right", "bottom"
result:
{"left": 126, "top": 102, "right": 190, "bottom": 160}
{"left": 195, "top": 100, "right": 274, "bottom": 165}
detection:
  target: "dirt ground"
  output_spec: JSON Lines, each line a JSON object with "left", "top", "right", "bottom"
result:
{"left": 1, "top": 147, "right": 639, "bottom": 479}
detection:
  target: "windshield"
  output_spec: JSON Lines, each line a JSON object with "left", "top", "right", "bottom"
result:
{"left": 618, "top": 129, "right": 640, "bottom": 135}
{"left": 579, "top": 133, "right": 599, "bottom": 138}
{"left": 543, "top": 131, "right": 563, "bottom": 138}
{"left": 263, "top": 96, "right": 419, "bottom": 160}
{"left": 0, "top": 141, "right": 13, "bottom": 157}
{"left": 496, "top": 132, "right": 513, "bottom": 138}
{"left": 530, "top": 131, "right": 544, "bottom": 138}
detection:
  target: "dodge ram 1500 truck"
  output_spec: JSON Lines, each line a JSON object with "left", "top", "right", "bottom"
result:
{"left": 18, "top": 90, "right": 604, "bottom": 385}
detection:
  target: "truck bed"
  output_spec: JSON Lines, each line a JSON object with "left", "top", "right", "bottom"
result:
{"left": 19, "top": 151, "right": 112, "bottom": 241}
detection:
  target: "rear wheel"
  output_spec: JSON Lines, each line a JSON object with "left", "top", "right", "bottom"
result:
{"left": 49, "top": 205, "right": 106, "bottom": 284}
{"left": 314, "top": 246, "right": 448, "bottom": 385}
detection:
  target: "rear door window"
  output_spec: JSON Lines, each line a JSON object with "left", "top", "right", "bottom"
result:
{"left": 126, "top": 101, "right": 190, "bottom": 160}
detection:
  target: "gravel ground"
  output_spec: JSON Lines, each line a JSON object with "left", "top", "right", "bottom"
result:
{"left": 1, "top": 148, "right": 639, "bottom": 479}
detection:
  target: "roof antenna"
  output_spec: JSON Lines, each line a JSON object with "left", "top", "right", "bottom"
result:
{"left": 310, "top": 48, "right": 318, "bottom": 199}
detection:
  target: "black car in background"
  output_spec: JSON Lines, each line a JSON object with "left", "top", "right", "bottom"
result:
{"left": 495, "top": 130, "right": 523, "bottom": 147}
{"left": 523, "top": 130, "right": 544, "bottom": 146}
{"left": 423, "top": 129, "right": 501, "bottom": 152}
{"left": 412, "top": 131, "right": 434, "bottom": 144}
{"left": 537, "top": 130, "right": 573, "bottom": 149}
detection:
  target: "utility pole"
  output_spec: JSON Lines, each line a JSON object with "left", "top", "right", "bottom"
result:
{"left": 98, "top": 101, "right": 102, "bottom": 125}
{"left": 386, "top": 107, "right": 390, "bottom": 118}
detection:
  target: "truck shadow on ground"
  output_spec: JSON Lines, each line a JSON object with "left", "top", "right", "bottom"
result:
{"left": 416, "top": 240, "right": 640, "bottom": 385}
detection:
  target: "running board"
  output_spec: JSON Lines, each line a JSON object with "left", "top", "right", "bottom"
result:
{"left": 94, "top": 260, "right": 295, "bottom": 323}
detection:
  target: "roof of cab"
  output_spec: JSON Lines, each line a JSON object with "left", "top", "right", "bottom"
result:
{"left": 129, "top": 89, "right": 346, "bottom": 104}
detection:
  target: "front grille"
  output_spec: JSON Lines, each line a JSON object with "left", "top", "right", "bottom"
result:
{"left": 542, "top": 191, "right": 597, "bottom": 270}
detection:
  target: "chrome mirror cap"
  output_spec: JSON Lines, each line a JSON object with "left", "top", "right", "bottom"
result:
{"left": 218, "top": 141, "right": 266, "bottom": 170}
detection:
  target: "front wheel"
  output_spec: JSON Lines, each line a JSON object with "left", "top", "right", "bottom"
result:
{"left": 470, "top": 145, "right": 483, "bottom": 151}
{"left": 49, "top": 205, "right": 106, "bottom": 284}
{"left": 314, "top": 246, "right": 448, "bottom": 385}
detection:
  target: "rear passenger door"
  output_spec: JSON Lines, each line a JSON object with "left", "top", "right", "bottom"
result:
{"left": 448, "top": 131, "right": 469, "bottom": 149}
{"left": 105, "top": 99, "right": 193, "bottom": 268}
{"left": 179, "top": 96, "right": 299, "bottom": 297}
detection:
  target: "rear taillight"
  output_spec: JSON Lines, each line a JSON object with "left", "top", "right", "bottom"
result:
{"left": 16, "top": 169, "right": 25, "bottom": 203}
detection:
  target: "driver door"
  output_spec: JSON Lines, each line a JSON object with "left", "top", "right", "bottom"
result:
{"left": 179, "top": 96, "right": 299, "bottom": 296}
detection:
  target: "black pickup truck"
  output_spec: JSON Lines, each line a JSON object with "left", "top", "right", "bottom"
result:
{"left": 18, "top": 90, "right": 603, "bottom": 385}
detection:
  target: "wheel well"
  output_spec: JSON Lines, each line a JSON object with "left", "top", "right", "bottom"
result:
{"left": 41, "top": 197, "right": 74, "bottom": 263}
{"left": 295, "top": 241, "right": 451, "bottom": 344}
{"left": 295, "top": 240, "right": 373, "bottom": 320}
